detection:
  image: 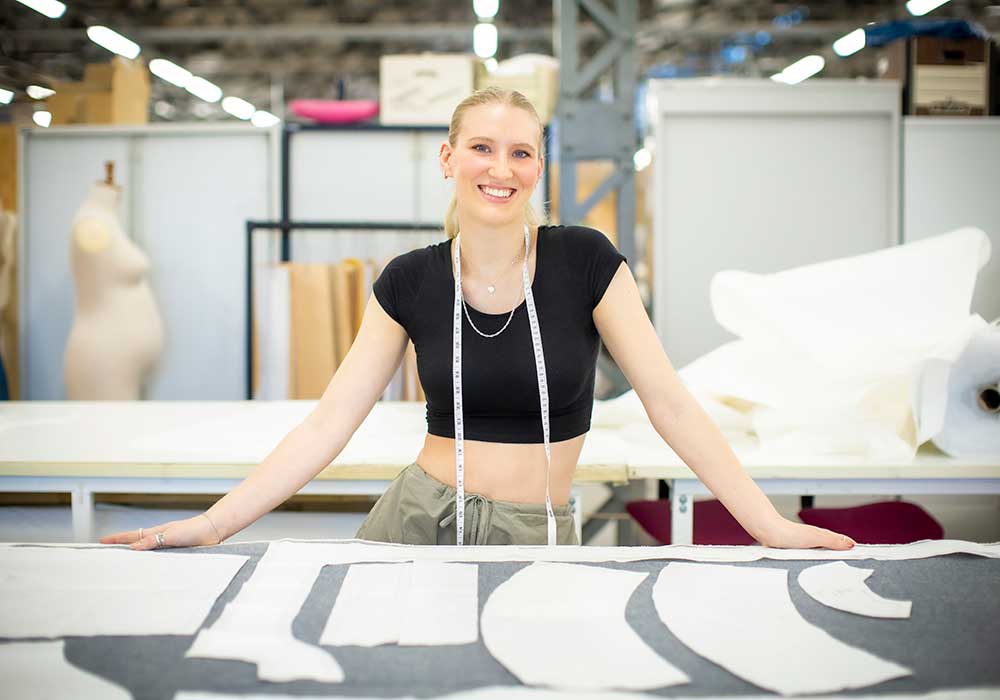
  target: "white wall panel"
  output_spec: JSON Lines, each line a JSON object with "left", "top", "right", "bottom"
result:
{"left": 290, "top": 130, "right": 415, "bottom": 222}
{"left": 136, "top": 131, "right": 271, "bottom": 399}
{"left": 903, "top": 117, "right": 1000, "bottom": 325}
{"left": 649, "top": 79, "right": 901, "bottom": 369}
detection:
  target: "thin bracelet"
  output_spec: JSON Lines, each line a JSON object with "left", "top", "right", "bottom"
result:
{"left": 201, "top": 512, "right": 223, "bottom": 544}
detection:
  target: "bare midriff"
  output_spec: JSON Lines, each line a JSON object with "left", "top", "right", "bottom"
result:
{"left": 415, "top": 432, "right": 587, "bottom": 506}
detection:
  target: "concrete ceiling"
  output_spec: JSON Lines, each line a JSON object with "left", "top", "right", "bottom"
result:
{"left": 2, "top": 0, "right": 998, "bottom": 121}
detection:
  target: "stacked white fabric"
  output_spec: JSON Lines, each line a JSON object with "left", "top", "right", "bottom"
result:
{"left": 597, "top": 227, "right": 996, "bottom": 461}
{"left": 681, "top": 226, "right": 995, "bottom": 460}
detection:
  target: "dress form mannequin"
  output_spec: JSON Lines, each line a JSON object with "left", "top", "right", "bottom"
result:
{"left": 64, "top": 163, "right": 164, "bottom": 399}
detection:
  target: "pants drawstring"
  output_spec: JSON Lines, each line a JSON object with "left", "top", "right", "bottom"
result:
{"left": 439, "top": 493, "right": 494, "bottom": 545}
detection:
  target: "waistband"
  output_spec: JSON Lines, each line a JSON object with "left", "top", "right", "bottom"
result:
{"left": 404, "top": 461, "right": 573, "bottom": 517}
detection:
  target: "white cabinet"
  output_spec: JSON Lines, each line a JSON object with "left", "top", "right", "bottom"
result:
{"left": 648, "top": 79, "right": 901, "bottom": 369}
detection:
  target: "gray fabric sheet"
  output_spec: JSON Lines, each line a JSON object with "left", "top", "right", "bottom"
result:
{"left": 4, "top": 541, "right": 999, "bottom": 700}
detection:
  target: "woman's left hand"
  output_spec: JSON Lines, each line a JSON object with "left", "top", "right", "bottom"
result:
{"left": 758, "top": 517, "right": 857, "bottom": 550}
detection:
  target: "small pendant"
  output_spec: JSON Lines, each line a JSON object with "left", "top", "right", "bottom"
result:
{"left": 487, "top": 285, "right": 496, "bottom": 294}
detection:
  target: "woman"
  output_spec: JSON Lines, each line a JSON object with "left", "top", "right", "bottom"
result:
{"left": 101, "top": 88, "right": 855, "bottom": 551}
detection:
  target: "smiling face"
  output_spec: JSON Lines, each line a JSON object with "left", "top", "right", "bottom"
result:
{"left": 440, "top": 101, "right": 544, "bottom": 230}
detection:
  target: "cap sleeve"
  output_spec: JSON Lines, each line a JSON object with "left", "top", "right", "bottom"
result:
{"left": 372, "top": 256, "right": 406, "bottom": 327}
{"left": 588, "top": 228, "right": 628, "bottom": 309}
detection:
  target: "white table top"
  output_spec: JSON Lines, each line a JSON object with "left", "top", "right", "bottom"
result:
{"left": 1, "top": 400, "right": 997, "bottom": 481}
{"left": 0, "top": 401, "right": 631, "bottom": 482}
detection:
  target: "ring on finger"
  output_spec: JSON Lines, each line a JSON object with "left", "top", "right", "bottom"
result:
{"left": 138, "top": 527, "right": 144, "bottom": 541}
{"left": 155, "top": 532, "right": 165, "bottom": 548}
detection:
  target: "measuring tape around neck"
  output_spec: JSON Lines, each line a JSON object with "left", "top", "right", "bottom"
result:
{"left": 452, "top": 224, "right": 557, "bottom": 546}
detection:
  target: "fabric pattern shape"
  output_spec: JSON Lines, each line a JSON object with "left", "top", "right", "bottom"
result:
{"left": 652, "top": 562, "right": 911, "bottom": 695}
{"left": 798, "top": 561, "right": 913, "bottom": 618}
{"left": 481, "top": 561, "right": 689, "bottom": 691}
{"left": 186, "top": 559, "right": 344, "bottom": 683}
{"left": 321, "top": 561, "right": 478, "bottom": 646}
{"left": 0, "top": 546, "right": 248, "bottom": 638}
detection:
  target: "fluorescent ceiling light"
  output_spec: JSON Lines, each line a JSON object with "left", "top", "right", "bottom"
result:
{"left": 474, "top": 0, "right": 499, "bottom": 19}
{"left": 222, "top": 96, "right": 255, "bottom": 120}
{"left": 633, "top": 148, "right": 652, "bottom": 172}
{"left": 906, "top": 0, "right": 951, "bottom": 15}
{"left": 15, "top": 0, "right": 66, "bottom": 19}
{"left": 26, "top": 85, "right": 56, "bottom": 99}
{"left": 149, "top": 59, "right": 192, "bottom": 89}
{"left": 473, "top": 23, "right": 498, "bottom": 58}
{"left": 251, "top": 111, "right": 280, "bottom": 128}
{"left": 0, "top": 88, "right": 13, "bottom": 105}
{"left": 186, "top": 76, "right": 222, "bottom": 103}
{"left": 833, "top": 28, "right": 866, "bottom": 57}
{"left": 484, "top": 57, "right": 499, "bottom": 72}
{"left": 774, "top": 55, "right": 825, "bottom": 85}
{"left": 33, "top": 111, "right": 52, "bottom": 127}
{"left": 87, "top": 26, "right": 141, "bottom": 59}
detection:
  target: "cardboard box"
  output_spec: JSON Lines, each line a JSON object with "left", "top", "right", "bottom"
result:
{"left": 48, "top": 57, "right": 149, "bottom": 125}
{"left": 379, "top": 53, "right": 487, "bottom": 125}
{"left": 879, "top": 37, "right": 996, "bottom": 116}
{"left": 477, "top": 61, "right": 559, "bottom": 124}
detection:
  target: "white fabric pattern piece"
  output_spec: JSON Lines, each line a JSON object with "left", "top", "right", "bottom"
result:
{"left": 399, "top": 561, "right": 479, "bottom": 645}
{"left": 0, "top": 546, "right": 248, "bottom": 638}
{"left": 0, "top": 641, "right": 130, "bottom": 700}
{"left": 321, "top": 563, "right": 410, "bottom": 647}
{"left": 653, "top": 563, "right": 911, "bottom": 695}
{"left": 321, "top": 561, "right": 478, "bottom": 646}
{"left": 481, "top": 562, "right": 689, "bottom": 691}
{"left": 186, "top": 559, "right": 344, "bottom": 683}
{"left": 798, "top": 562, "right": 912, "bottom": 618}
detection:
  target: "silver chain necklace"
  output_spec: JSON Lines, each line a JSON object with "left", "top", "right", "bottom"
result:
{"left": 456, "top": 228, "right": 530, "bottom": 339}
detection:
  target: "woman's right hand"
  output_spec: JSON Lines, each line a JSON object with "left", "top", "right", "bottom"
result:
{"left": 99, "top": 513, "right": 223, "bottom": 550}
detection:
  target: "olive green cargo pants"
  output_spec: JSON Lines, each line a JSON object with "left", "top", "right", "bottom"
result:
{"left": 356, "top": 462, "right": 579, "bottom": 545}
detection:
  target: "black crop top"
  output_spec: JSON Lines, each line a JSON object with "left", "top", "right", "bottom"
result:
{"left": 372, "top": 224, "right": 627, "bottom": 443}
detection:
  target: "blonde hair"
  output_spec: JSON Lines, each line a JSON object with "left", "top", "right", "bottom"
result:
{"left": 443, "top": 87, "right": 546, "bottom": 239}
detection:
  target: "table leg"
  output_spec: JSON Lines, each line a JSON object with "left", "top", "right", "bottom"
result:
{"left": 71, "top": 485, "right": 94, "bottom": 542}
{"left": 671, "top": 481, "right": 694, "bottom": 544}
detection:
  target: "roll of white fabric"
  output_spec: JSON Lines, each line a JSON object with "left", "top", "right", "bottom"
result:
{"left": 675, "top": 227, "right": 994, "bottom": 460}
{"left": 914, "top": 322, "right": 1000, "bottom": 457}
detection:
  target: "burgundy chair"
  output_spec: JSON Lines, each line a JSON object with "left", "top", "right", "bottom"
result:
{"left": 798, "top": 500, "right": 944, "bottom": 544}
{"left": 626, "top": 498, "right": 756, "bottom": 545}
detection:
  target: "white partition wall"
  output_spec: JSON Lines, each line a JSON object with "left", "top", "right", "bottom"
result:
{"left": 903, "top": 117, "right": 1000, "bottom": 325}
{"left": 648, "top": 79, "right": 901, "bottom": 369}
{"left": 20, "top": 124, "right": 276, "bottom": 400}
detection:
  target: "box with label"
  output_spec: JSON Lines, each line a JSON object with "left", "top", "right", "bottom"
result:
{"left": 879, "top": 37, "right": 997, "bottom": 116}
{"left": 379, "top": 54, "right": 486, "bottom": 126}
{"left": 476, "top": 60, "right": 559, "bottom": 124}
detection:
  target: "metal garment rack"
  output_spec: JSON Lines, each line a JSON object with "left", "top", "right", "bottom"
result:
{"left": 245, "top": 122, "right": 552, "bottom": 399}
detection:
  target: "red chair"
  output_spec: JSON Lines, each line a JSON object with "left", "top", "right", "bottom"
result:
{"left": 798, "top": 500, "right": 944, "bottom": 544}
{"left": 626, "top": 498, "right": 756, "bottom": 545}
